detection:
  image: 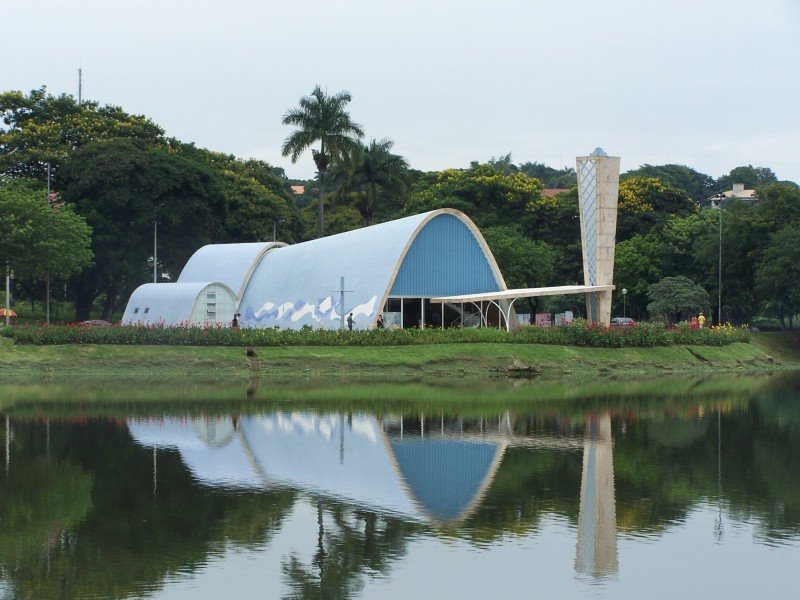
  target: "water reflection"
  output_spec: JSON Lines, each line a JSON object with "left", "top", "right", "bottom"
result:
{"left": 2, "top": 376, "right": 800, "bottom": 598}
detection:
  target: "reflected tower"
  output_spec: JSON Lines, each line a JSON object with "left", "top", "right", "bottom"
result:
{"left": 575, "top": 413, "right": 618, "bottom": 577}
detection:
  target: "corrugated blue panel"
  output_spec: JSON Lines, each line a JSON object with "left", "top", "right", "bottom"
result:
{"left": 391, "top": 214, "right": 500, "bottom": 296}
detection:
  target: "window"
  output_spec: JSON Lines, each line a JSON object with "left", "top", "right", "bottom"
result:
{"left": 144, "top": 307, "right": 150, "bottom": 314}
{"left": 133, "top": 307, "right": 139, "bottom": 314}
{"left": 207, "top": 292, "right": 216, "bottom": 300}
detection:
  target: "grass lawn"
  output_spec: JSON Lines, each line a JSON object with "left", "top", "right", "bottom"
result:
{"left": 1, "top": 332, "right": 797, "bottom": 383}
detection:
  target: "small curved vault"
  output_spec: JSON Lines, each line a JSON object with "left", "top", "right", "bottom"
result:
{"left": 122, "top": 282, "right": 236, "bottom": 327}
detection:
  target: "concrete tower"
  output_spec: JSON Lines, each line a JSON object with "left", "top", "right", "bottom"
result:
{"left": 576, "top": 149, "right": 620, "bottom": 325}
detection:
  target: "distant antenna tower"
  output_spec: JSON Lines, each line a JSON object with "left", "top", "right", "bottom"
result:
{"left": 78, "top": 67, "right": 82, "bottom": 104}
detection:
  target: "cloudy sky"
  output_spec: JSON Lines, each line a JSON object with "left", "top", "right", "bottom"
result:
{"left": 5, "top": 0, "right": 800, "bottom": 183}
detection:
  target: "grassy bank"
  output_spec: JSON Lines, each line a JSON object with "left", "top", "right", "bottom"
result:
{"left": 1, "top": 331, "right": 797, "bottom": 385}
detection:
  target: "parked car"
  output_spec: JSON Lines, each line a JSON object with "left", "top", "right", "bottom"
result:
{"left": 79, "top": 319, "right": 112, "bottom": 327}
{"left": 610, "top": 317, "right": 636, "bottom": 327}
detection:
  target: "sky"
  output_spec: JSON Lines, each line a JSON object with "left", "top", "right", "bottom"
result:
{"left": 4, "top": 0, "right": 800, "bottom": 184}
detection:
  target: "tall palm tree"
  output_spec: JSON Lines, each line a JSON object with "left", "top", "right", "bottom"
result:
{"left": 329, "top": 138, "right": 410, "bottom": 225}
{"left": 281, "top": 86, "right": 364, "bottom": 238}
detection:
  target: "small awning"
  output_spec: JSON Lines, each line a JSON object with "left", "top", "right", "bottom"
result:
{"left": 430, "top": 284, "right": 615, "bottom": 304}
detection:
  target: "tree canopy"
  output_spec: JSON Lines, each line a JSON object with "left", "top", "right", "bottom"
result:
{"left": 647, "top": 276, "right": 711, "bottom": 323}
{"left": 0, "top": 87, "right": 164, "bottom": 183}
{"left": 0, "top": 179, "right": 93, "bottom": 281}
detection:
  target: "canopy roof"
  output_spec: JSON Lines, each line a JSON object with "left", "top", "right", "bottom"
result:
{"left": 430, "top": 284, "right": 615, "bottom": 304}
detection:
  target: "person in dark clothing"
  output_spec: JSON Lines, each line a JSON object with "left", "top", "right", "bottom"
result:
{"left": 232, "top": 313, "right": 240, "bottom": 329}
{"left": 376, "top": 314, "right": 384, "bottom": 329}
{"left": 347, "top": 313, "right": 355, "bottom": 330}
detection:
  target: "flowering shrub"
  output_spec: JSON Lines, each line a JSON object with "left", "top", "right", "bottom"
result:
{"left": 0, "top": 320, "right": 750, "bottom": 348}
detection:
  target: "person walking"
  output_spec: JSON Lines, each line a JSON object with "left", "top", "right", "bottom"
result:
{"left": 347, "top": 313, "right": 355, "bottom": 330}
{"left": 376, "top": 314, "right": 384, "bottom": 329}
{"left": 231, "top": 313, "right": 240, "bottom": 329}
{"left": 698, "top": 312, "right": 705, "bottom": 329}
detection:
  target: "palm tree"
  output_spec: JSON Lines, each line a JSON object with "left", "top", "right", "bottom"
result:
{"left": 329, "top": 138, "right": 410, "bottom": 225}
{"left": 281, "top": 86, "right": 364, "bottom": 238}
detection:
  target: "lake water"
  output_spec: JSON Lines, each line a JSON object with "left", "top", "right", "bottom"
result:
{"left": 1, "top": 373, "right": 799, "bottom": 599}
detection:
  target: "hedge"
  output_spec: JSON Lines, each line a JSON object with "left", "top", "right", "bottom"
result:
{"left": 0, "top": 321, "right": 749, "bottom": 348}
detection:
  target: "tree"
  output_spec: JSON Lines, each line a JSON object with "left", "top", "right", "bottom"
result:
{"left": 613, "top": 234, "right": 662, "bottom": 318}
{"left": 755, "top": 223, "right": 800, "bottom": 329}
{"left": 281, "top": 86, "right": 364, "bottom": 238}
{"left": 716, "top": 165, "right": 777, "bottom": 192}
{"left": 482, "top": 226, "right": 556, "bottom": 314}
{"left": 622, "top": 164, "right": 715, "bottom": 204}
{"left": 61, "top": 139, "right": 224, "bottom": 320}
{"left": 299, "top": 203, "right": 363, "bottom": 239}
{"left": 329, "top": 138, "right": 410, "bottom": 225}
{"left": 0, "top": 179, "right": 93, "bottom": 285}
{"left": 692, "top": 202, "right": 768, "bottom": 324}
{"left": 646, "top": 276, "right": 710, "bottom": 323}
{"left": 173, "top": 144, "right": 300, "bottom": 243}
{"left": 0, "top": 87, "right": 164, "bottom": 184}
{"left": 405, "top": 163, "right": 546, "bottom": 231}
{"left": 617, "top": 177, "right": 696, "bottom": 241}
{"left": 755, "top": 181, "right": 800, "bottom": 228}
{"left": 517, "top": 161, "right": 576, "bottom": 188}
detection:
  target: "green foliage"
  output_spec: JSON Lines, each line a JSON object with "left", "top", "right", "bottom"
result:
{"left": 716, "top": 165, "right": 777, "bottom": 192}
{"left": 0, "top": 87, "right": 164, "bottom": 183}
{"left": 482, "top": 226, "right": 556, "bottom": 289}
{"left": 60, "top": 138, "right": 224, "bottom": 319}
{"left": 328, "top": 138, "right": 411, "bottom": 225}
{"left": 2, "top": 320, "right": 748, "bottom": 348}
{"left": 0, "top": 179, "right": 93, "bottom": 278}
{"left": 617, "top": 177, "right": 696, "bottom": 240}
{"left": 647, "top": 276, "right": 711, "bottom": 323}
{"left": 614, "top": 234, "right": 662, "bottom": 317}
{"left": 755, "top": 223, "right": 800, "bottom": 328}
{"left": 405, "top": 163, "right": 546, "bottom": 230}
{"left": 176, "top": 146, "right": 299, "bottom": 243}
{"left": 622, "top": 164, "right": 714, "bottom": 203}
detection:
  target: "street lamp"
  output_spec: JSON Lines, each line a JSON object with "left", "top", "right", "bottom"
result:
{"left": 622, "top": 288, "right": 627, "bottom": 319}
{"left": 711, "top": 194, "right": 725, "bottom": 325}
{"left": 153, "top": 202, "right": 165, "bottom": 283}
{"left": 4, "top": 265, "right": 14, "bottom": 327}
{"left": 273, "top": 218, "right": 285, "bottom": 242}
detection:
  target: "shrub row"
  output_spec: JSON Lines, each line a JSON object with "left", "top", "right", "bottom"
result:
{"left": 0, "top": 321, "right": 749, "bottom": 348}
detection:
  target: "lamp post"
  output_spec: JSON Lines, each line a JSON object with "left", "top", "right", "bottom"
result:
{"left": 153, "top": 202, "right": 165, "bottom": 283}
{"left": 622, "top": 288, "right": 627, "bottom": 319}
{"left": 711, "top": 194, "right": 725, "bottom": 325}
{"left": 153, "top": 210, "right": 158, "bottom": 283}
{"left": 4, "top": 264, "right": 13, "bottom": 327}
{"left": 273, "top": 218, "right": 284, "bottom": 242}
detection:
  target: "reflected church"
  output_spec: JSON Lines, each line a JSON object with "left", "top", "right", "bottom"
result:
{"left": 129, "top": 410, "right": 618, "bottom": 577}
